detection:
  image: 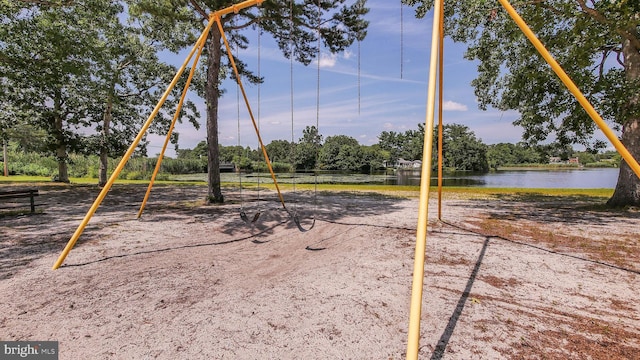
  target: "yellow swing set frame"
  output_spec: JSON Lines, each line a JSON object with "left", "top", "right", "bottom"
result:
{"left": 50, "top": 1, "right": 640, "bottom": 359}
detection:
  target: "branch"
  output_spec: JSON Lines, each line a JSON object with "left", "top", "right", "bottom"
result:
{"left": 226, "top": 17, "right": 261, "bottom": 31}
{"left": 118, "top": 78, "right": 166, "bottom": 98}
{"left": 575, "top": 0, "right": 640, "bottom": 50}
{"left": 617, "top": 50, "right": 624, "bottom": 67}
{"left": 188, "top": 0, "right": 207, "bottom": 20}
{"left": 617, "top": 28, "right": 640, "bottom": 52}
{"left": 117, "top": 59, "right": 134, "bottom": 71}
{"left": 597, "top": 49, "right": 610, "bottom": 80}
{"left": 118, "top": 89, "right": 145, "bottom": 99}
{"left": 576, "top": 0, "right": 608, "bottom": 24}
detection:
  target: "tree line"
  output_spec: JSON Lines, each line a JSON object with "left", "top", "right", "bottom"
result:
{"left": 1, "top": 122, "right": 620, "bottom": 178}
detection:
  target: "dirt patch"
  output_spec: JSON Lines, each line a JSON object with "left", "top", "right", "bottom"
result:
{"left": 1, "top": 184, "right": 639, "bottom": 359}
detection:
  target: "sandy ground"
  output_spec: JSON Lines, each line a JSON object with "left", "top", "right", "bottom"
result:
{"left": 1, "top": 183, "right": 639, "bottom": 359}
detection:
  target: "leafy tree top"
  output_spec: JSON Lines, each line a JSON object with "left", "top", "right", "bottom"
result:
{"left": 403, "top": 0, "right": 640, "bottom": 152}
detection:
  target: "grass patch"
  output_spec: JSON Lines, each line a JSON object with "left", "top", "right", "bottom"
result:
{"left": 0, "top": 175, "right": 615, "bottom": 201}
{"left": 468, "top": 215, "right": 639, "bottom": 271}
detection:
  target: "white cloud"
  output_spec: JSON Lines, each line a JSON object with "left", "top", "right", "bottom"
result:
{"left": 442, "top": 100, "right": 468, "bottom": 111}
{"left": 318, "top": 52, "right": 337, "bottom": 68}
{"left": 343, "top": 50, "right": 353, "bottom": 60}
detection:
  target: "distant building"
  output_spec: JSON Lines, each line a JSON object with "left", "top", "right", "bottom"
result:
{"left": 395, "top": 158, "right": 422, "bottom": 168}
{"left": 548, "top": 157, "right": 580, "bottom": 165}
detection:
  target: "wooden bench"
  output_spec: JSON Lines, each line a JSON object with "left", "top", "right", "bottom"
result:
{"left": 0, "top": 189, "right": 39, "bottom": 214}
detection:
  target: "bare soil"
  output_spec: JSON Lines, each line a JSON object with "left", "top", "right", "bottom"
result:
{"left": 1, "top": 184, "right": 639, "bottom": 359}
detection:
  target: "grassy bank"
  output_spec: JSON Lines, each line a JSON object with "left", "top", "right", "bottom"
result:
{"left": 0, "top": 175, "right": 614, "bottom": 200}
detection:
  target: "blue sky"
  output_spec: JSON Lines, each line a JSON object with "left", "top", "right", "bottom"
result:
{"left": 150, "top": 1, "right": 526, "bottom": 157}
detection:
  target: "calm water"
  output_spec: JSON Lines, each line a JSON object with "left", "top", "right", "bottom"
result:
{"left": 390, "top": 168, "right": 619, "bottom": 189}
{"left": 217, "top": 167, "right": 620, "bottom": 188}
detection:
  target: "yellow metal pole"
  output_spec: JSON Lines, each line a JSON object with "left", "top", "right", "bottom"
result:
{"left": 497, "top": 0, "right": 640, "bottom": 179}
{"left": 215, "top": 15, "right": 288, "bottom": 210}
{"left": 53, "top": 1, "right": 267, "bottom": 269}
{"left": 437, "top": 3, "right": 444, "bottom": 221}
{"left": 406, "top": 0, "right": 443, "bottom": 357}
{"left": 137, "top": 34, "right": 208, "bottom": 218}
{"left": 52, "top": 22, "right": 216, "bottom": 270}
{"left": 214, "top": 0, "right": 264, "bottom": 17}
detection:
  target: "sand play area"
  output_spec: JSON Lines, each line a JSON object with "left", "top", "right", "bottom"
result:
{"left": 1, "top": 184, "right": 639, "bottom": 359}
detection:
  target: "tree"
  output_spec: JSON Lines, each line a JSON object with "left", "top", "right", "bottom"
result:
{"left": 177, "top": 140, "right": 210, "bottom": 159}
{"left": 293, "top": 126, "right": 322, "bottom": 170}
{"left": 1, "top": 1, "right": 99, "bottom": 182}
{"left": 377, "top": 130, "right": 404, "bottom": 164}
{"left": 319, "top": 134, "right": 362, "bottom": 171}
{"left": 486, "top": 143, "right": 518, "bottom": 170}
{"left": 1, "top": 1, "right": 196, "bottom": 184}
{"left": 435, "top": 124, "right": 488, "bottom": 172}
{"left": 130, "top": 0, "right": 369, "bottom": 203}
{"left": 265, "top": 139, "right": 293, "bottom": 164}
{"left": 405, "top": 0, "right": 640, "bottom": 205}
{"left": 361, "top": 144, "right": 388, "bottom": 173}
{"left": 487, "top": 142, "right": 545, "bottom": 170}
{"left": 378, "top": 124, "right": 426, "bottom": 164}
{"left": 86, "top": 16, "right": 200, "bottom": 187}
{"left": 403, "top": 124, "right": 427, "bottom": 161}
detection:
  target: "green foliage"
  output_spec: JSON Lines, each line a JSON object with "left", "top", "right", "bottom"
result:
{"left": 0, "top": 1, "right": 199, "bottom": 184}
{"left": 405, "top": 0, "right": 638, "bottom": 150}
{"left": 177, "top": 141, "right": 208, "bottom": 160}
{"left": 293, "top": 126, "right": 322, "bottom": 170}
{"left": 377, "top": 124, "right": 426, "bottom": 164}
{"left": 435, "top": 124, "right": 488, "bottom": 172}
{"left": 252, "top": 161, "right": 292, "bottom": 173}
{"left": 360, "top": 144, "right": 389, "bottom": 173}
{"left": 265, "top": 139, "right": 293, "bottom": 164}
{"left": 319, "top": 135, "right": 362, "bottom": 171}
{"left": 161, "top": 157, "right": 207, "bottom": 174}
{"left": 486, "top": 142, "right": 545, "bottom": 170}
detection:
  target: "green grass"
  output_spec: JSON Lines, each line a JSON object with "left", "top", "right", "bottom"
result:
{"left": 0, "top": 175, "right": 614, "bottom": 201}
{"left": 436, "top": 186, "right": 613, "bottom": 198}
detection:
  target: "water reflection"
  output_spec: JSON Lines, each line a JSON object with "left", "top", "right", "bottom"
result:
{"left": 386, "top": 170, "right": 486, "bottom": 187}
{"left": 388, "top": 168, "right": 619, "bottom": 189}
{"left": 227, "top": 168, "right": 619, "bottom": 189}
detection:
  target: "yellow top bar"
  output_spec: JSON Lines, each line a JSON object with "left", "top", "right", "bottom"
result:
{"left": 209, "top": 0, "right": 264, "bottom": 20}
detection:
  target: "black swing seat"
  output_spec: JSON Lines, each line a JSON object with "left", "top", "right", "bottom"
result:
{"left": 240, "top": 210, "right": 261, "bottom": 224}
{"left": 290, "top": 210, "right": 315, "bottom": 232}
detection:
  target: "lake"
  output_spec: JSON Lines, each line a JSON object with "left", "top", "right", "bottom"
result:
{"left": 212, "top": 167, "right": 620, "bottom": 189}
{"left": 391, "top": 168, "right": 619, "bottom": 188}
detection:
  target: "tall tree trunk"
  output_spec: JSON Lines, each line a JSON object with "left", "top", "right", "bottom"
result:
{"left": 607, "top": 34, "right": 640, "bottom": 207}
{"left": 54, "top": 114, "right": 69, "bottom": 183}
{"left": 205, "top": 24, "right": 224, "bottom": 203}
{"left": 3, "top": 139, "right": 8, "bottom": 177}
{"left": 99, "top": 96, "right": 113, "bottom": 187}
{"left": 53, "top": 92, "right": 69, "bottom": 183}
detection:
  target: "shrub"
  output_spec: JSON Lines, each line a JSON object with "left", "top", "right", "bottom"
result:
{"left": 124, "top": 171, "right": 148, "bottom": 180}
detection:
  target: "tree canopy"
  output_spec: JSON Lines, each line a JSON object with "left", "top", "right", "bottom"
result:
{"left": 129, "top": 0, "right": 369, "bottom": 203}
{"left": 1, "top": 0, "right": 197, "bottom": 183}
{"left": 404, "top": 0, "right": 640, "bottom": 206}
